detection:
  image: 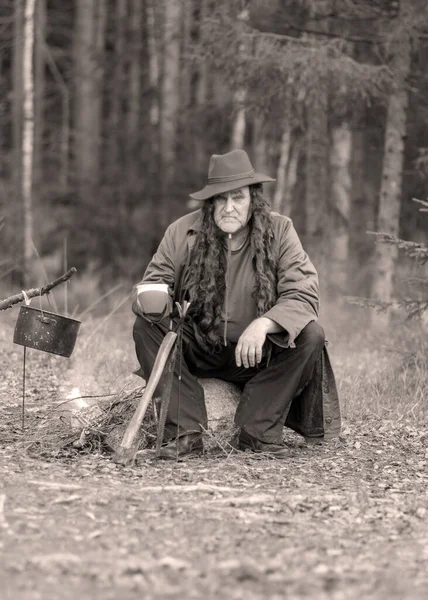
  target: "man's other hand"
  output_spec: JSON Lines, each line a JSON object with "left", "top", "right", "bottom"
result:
{"left": 235, "top": 317, "right": 273, "bottom": 368}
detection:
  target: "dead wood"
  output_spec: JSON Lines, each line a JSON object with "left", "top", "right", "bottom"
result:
{"left": 0, "top": 267, "right": 77, "bottom": 311}
{"left": 0, "top": 494, "right": 9, "bottom": 529}
{"left": 136, "top": 484, "right": 251, "bottom": 493}
{"left": 28, "top": 480, "right": 83, "bottom": 490}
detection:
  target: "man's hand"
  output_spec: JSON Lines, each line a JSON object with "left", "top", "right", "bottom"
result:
{"left": 235, "top": 317, "right": 282, "bottom": 368}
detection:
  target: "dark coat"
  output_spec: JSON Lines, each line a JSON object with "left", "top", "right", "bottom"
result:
{"left": 134, "top": 209, "right": 341, "bottom": 439}
{"left": 138, "top": 209, "right": 319, "bottom": 347}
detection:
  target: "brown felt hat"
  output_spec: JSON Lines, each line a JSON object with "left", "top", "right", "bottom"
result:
{"left": 189, "top": 149, "right": 275, "bottom": 201}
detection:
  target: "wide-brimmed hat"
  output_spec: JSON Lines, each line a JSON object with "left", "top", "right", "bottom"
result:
{"left": 189, "top": 149, "right": 275, "bottom": 201}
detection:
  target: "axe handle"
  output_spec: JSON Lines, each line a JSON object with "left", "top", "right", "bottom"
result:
{"left": 117, "top": 330, "right": 178, "bottom": 452}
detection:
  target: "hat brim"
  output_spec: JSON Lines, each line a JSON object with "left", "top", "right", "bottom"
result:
{"left": 189, "top": 172, "right": 276, "bottom": 201}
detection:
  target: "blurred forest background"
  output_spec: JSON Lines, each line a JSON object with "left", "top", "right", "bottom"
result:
{"left": 1, "top": 0, "right": 428, "bottom": 323}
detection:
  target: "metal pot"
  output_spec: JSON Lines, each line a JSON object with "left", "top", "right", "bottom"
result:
{"left": 13, "top": 305, "right": 81, "bottom": 358}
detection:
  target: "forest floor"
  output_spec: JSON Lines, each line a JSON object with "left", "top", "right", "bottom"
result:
{"left": 1, "top": 305, "right": 428, "bottom": 600}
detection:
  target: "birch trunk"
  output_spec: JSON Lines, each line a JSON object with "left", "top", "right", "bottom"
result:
{"left": 252, "top": 116, "right": 270, "bottom": 176}
{"left": 13, "top": 0, "right": 24, "bottom": 208}
{"left": 22, "top": 0, "right": 36, "bottom": 287}
{"left": 285, "top": 138, "right": 301, "bottom": 217}
{"left": 160, "top": 0, "right": 181, "bottom": 218}
{"left": 370, "top": 39, "right": 411, "bottom": 327}
{"left": 33, "top": 0, "right": 45, "bottom": 196}
{"left": 330, "top": 123, "right": 352, "bottom": 298}
{"left": 231, "top": 88, "right": 246, "bottom": 149}
{"left": 230, "top": 8, "right": 249, "bottom": 151}
{"left": 273, "top": 125, "right": 292, "bottom": 214}
{"left": 74, "top": 0, "right": 107, "bottom": 190}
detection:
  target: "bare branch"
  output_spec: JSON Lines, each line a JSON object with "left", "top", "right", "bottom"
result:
{"left": 0, "top": 267, "right": 77, "bottom": 311}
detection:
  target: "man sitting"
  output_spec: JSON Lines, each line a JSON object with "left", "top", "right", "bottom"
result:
{"left": 132, "top": 149, "right": 340, "bottom": 459}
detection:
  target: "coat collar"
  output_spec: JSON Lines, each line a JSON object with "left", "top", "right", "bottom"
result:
{"left": 187, "top": 213, "right": 203, "bottom": 235}
{"left": 186, "top": 213, "right": 203, "bottom": 252}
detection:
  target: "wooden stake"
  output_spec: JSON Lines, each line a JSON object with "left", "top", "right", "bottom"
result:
{"left": 22, "top": 345, "right": 27, "bottom": 432}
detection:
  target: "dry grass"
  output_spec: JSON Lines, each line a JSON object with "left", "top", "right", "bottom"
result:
{"left": 66, "top": 306, "right": 138, "bottom": 395}
{"left": 2, "top": 299, "right": 427, "bottom": 458}
{"left": 322, "top": 305, "right": 428, "bottom": 424}
{"left": 67, "top": 302, "right": 428, "bottom": 429}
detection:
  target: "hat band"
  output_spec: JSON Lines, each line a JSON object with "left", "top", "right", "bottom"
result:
{"left": 207, "top": 168, "right": 255, "bottom": 184}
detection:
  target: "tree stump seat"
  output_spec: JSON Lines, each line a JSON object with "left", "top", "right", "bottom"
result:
{"left": 200, "top": 377, "right": 240, "bottom": 424}
{"left": 199, "top": 377, "right": 241, "bottom": 448}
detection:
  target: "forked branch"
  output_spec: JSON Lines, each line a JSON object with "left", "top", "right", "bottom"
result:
{"left": 0, "top": 267, "right": 77, "bottom": 311}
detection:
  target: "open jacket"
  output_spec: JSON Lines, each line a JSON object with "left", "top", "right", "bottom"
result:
{"left": 134, "top": 209, "right": 341, "bottom": 439}
{"left": 137, "top": 209, "right": 319, "bottom": 348}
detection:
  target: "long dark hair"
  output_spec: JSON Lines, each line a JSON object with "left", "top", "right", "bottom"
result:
{"left": 185, "top": 184, "right": 277, "bottom": 352}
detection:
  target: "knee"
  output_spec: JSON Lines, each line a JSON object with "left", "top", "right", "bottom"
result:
{"left": 132, "top": 314, "right": 162, "bottom": 347}
{"left": 133, "top": 314, "right": 150, "bottom": 340}
{"left": 298, "top": 321, "right": 325, "bottom": 350}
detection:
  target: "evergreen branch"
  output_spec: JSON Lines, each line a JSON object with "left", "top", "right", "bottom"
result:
{"left": 345, "top": 296, "right": 428, "bottom": 319}
{"left": 345, "top": 296, "right": 393, "bottom": 313}
{"left": 367, "top": 232, "right": 428, "bottom": 265}
{"left": 402, "top": 300, "right": 428, "bottom": 320}
{"left": 408, "top": 277, "right": 428, "bottom": 294}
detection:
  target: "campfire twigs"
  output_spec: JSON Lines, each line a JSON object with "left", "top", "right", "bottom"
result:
{"left": 113, "top": 330, "right": 178, "bottom": 466}
{"left": 0, "top": 267, "right": 77, "bottom": 311}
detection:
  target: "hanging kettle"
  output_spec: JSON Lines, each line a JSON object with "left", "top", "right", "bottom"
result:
{"left": 13, "top": 305, "right": 81, "bottom": 358}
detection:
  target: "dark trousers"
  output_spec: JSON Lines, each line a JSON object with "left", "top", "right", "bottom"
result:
{"left": 133, "top": 316, "right": 325, "bottom": 444}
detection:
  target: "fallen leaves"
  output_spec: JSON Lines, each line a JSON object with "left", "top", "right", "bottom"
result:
{"left": 2, "top": 314, "right": 428, "bottom": 599}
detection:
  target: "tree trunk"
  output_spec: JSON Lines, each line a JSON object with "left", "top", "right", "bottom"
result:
{"left": 230, "top": 7, "right": 249, "bottom": 151}
{"left": 179, "top": 0, "right": 193, "bottom": 111}
{"left": 303, "top": 7, "right": 331, "bottom": 285}
{"left": 370, "top": 38, "right": 411, "bottom": 327}
{"left": 231, "top": 88, "right": 246, "bottom": 149}
{"left": 127, "top": 0, "right": 144, "bottom": 182}
{"left": 273, "top": 124, "right": 292, "bottom": 214}
{"left": 330, "top": 123, "right": 352, "bottom": 298}
{"left": 146, "top": 0, "right": 160, "bottom": 128}
{"left": 305, "top": 88, "right": 329, "bottom": 267}
{"left": 33, "top": 0, "right": 45, "bottom": 198}
{"left": 73, "top": 0, "right": 107, "bottom": 191}
{"left": 195, "top": 0, "right": 208, "bottom": 107}
{"left": 159, "top": 0, "right": 181, "bottom": 222}
{"left": 193, "top": 0, "right": 210, "bottom": 176}
{"left": 108, "top": 0, "right": 127, "bottom": 174}
{"left": 22, "top": 0, "right": 36, "bottom": 288}
{"left": 285, "top": 137, "right": 301, "bottom": 217}
{"left": 252, "top": 116, "right": 270, "bottom": 176}
{"left": 13, "top": 0, "right": 24, "bottom": 208}
{"left": 43, "top": 41, "right": 70, "bottom": 191}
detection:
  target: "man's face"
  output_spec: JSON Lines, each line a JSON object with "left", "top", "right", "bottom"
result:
{"left": 213, "top": 186, "right": 251, "bottom": 235}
